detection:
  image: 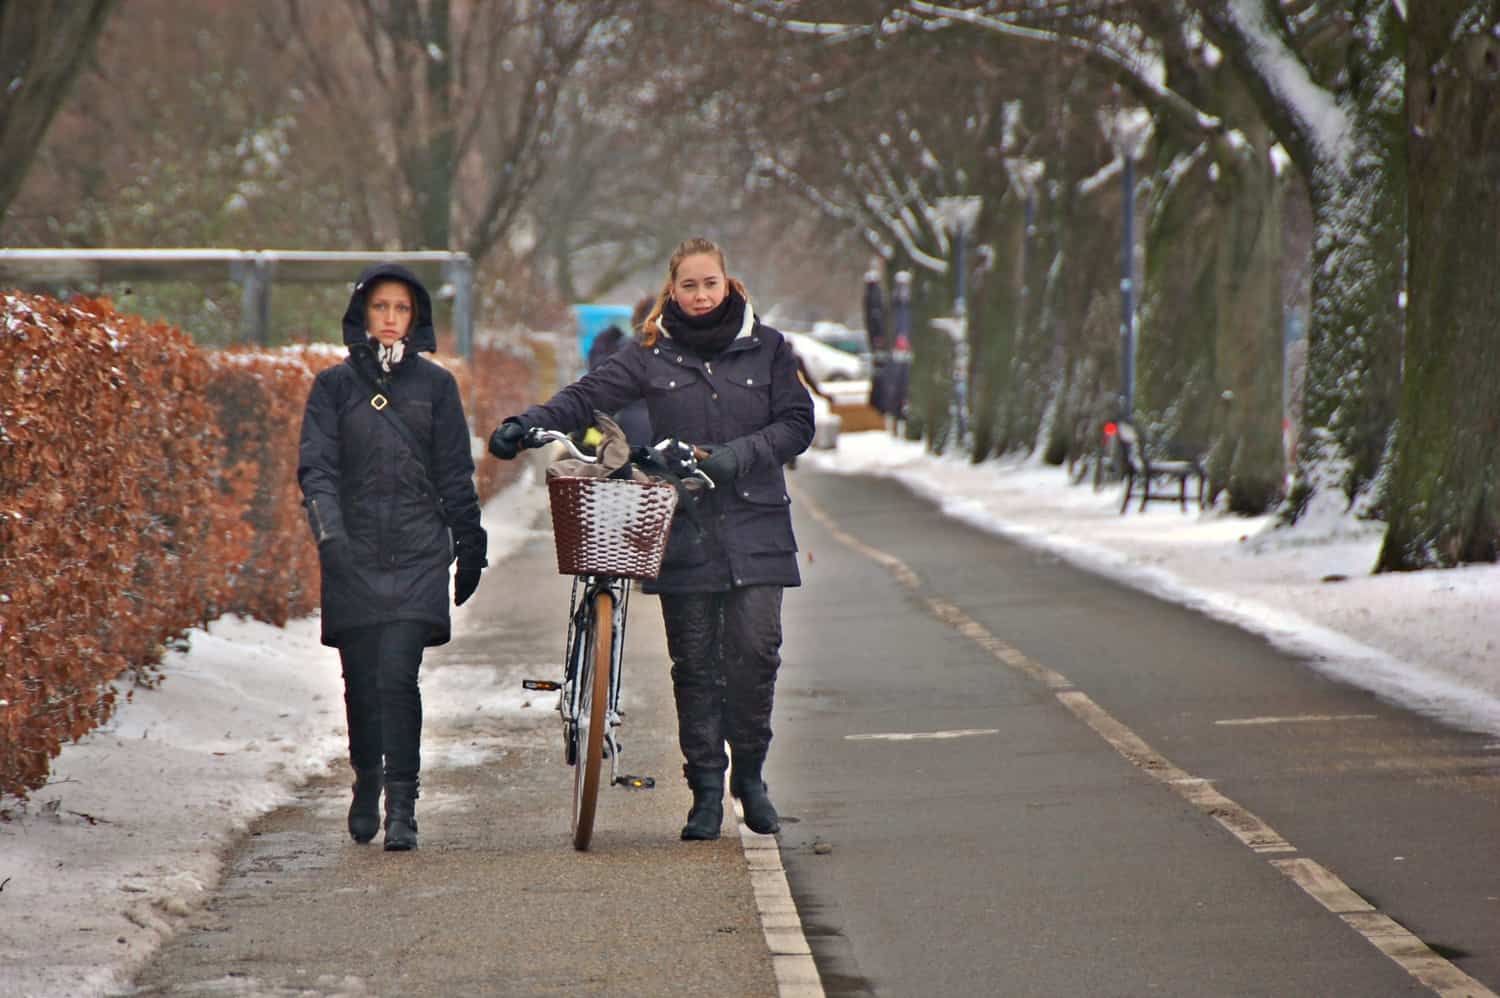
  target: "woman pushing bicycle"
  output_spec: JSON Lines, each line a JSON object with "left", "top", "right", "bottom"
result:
{"left": 489, "top": 237, "right": 814, "bottom": 841}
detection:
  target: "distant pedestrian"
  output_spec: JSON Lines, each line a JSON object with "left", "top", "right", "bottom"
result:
{"left": 488, "top": 237, "right": 814, "bottom": 841}
{"left": 297, "top": 263, "right": 487, "bottom": 851}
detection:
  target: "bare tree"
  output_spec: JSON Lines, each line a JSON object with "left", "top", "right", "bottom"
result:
{"left": 0, "top": 0, "right": 118, "bottom": 220}
{"left": 273, "top": 0, "right": 635, "bottom": 261}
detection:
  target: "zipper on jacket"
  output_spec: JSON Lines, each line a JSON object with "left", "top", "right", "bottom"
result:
{"left": 309, "top": 498, "right": 332, "bottom": 543}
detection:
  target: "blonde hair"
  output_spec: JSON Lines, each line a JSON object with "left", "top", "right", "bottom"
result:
{"left": 640, "top": 237, "right": 751, "bottom": 347}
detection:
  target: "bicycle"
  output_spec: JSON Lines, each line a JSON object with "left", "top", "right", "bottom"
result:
{"left": 520, "top": 428, "right": 711, "bottom": 850}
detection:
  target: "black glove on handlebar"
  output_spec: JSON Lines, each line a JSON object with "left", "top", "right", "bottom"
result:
{"left": 488, "top": 419, "right": 529, "bottom": 460}
{"left": 698, "top": 443, "right": 740, "bottom": 488}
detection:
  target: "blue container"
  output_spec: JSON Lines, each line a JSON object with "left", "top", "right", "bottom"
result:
{"left": 572, "top": 303, "right": 635, "bottom": 364}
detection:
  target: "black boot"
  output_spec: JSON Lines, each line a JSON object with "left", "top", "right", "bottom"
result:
{"left": 730, "top": 751, "right": 780, "bottom": 835}
{"left": 383, "top": 780, "right": 419, "bottom": 851}
{"left": 680, "top": 767, "right": 724, "bottom": 841}
{"left": 347, "top": 766, "right": 382, "bottom": 844}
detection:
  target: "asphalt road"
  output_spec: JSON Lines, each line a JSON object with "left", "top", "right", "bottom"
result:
{"left": 771, "top": 468, "right": 1499, "bottom": 997}
{"left": 124, "top": 465, "right": 1499, "bottom": 997}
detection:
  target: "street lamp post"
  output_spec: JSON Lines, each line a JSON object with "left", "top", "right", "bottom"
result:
{"left": 934, "top": 195, "right": 982, "bottom": 447}
{"left": 1098, "top": 107, "right": 1153, "bottom": 422}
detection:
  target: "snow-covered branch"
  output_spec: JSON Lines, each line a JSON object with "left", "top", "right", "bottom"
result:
{"left": 906, "top": 0, "right": 1222, "bottom": 135}
{"left": 1223, "top": 0, "right": 1349, "bottom": 169}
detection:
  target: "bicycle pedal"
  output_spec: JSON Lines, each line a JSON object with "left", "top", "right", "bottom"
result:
{"left": 522, "top": 679, "right": 560, "bottom": 691}
{"left": 614, "top": 775, "right": 655, "bottom": 790}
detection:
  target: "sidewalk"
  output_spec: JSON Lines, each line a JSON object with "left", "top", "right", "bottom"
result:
{"left": 124, "top": 498, "right": 781, "bottom": 997}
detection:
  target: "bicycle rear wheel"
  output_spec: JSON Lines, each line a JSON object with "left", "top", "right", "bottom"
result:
{"left": 572, "top": 589, "right": 614, "bottom": 851}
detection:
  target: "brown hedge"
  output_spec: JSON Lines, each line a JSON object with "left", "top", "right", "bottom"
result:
{"left": 0, "top": 294, "right": 534, "bottom": 798}
{"left": 1, "top": 294, "right": 251, "bottom": 795}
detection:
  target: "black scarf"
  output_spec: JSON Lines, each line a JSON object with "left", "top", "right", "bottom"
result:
{"left": 661, "top": 290, "right": 745, "bottom": 360}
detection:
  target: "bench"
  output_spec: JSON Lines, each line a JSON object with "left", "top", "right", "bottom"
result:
{"left": 1113, "top": 422, "right": 1206, "bottom": 513}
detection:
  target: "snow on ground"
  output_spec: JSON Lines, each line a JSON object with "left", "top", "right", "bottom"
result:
{"left": 6, "top": 433, "right": 1500, "bottom": 996}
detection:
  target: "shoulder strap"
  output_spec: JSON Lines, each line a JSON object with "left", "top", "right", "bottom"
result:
{"left": 343, "top": 357, "right": 436, "bottom": 486}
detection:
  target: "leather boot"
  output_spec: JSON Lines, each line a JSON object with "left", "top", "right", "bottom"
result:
{"left": 383, "top": 780, "right": 419, "bottom": 851}
{"left": 347, "top": 766, "right": 382, "bottom": 844}
{"left": 680, "top": 766, "right": 724, "bottom": 841}
{"left": 730, "top": 751, "right": 780, "bottom": 835}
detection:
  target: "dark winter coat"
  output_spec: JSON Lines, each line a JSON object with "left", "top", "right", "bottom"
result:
{"left": 298, "top": 263, "right": 486, "bottom": 648}
{"left": 518, "top": 303, "right": 814, "bottom": 594}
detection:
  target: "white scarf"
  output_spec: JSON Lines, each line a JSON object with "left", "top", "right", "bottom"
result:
{"left": 377, "top": 339, "right": 406, "bottom": 372}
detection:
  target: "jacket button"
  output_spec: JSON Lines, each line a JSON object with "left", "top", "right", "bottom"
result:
{"left": 668, "top": 380, "right": 676, "bottom": 388}
{"left": 711, "top": 393, "right": 719, "bottom": 400}
{"left": 676, "top": 355, "right": 683, "bottom": 362}
{"left": 746, "top": 378, "right": 755, "bottom": 385}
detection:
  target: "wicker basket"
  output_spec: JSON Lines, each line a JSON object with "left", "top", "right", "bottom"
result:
{"left": 546, "top": 476, "right": 680, "bottom": 579}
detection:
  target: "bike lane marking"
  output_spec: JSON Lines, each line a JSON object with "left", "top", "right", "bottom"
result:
{"left": 793, "top": 482, "right": 1497, "bottom": 998}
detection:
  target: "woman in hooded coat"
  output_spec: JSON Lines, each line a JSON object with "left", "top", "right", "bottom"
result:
{"left": 297, "top": 262, "right": 487, "bottom": 851}
{"left": 488, "top": 237, "right": 814, "bottom": 842}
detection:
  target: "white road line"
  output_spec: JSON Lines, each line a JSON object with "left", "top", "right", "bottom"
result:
{"left": 1215, "top": 714, "right": 1379, "bottom": 726}
{"left": 845, "top": 728, "right": 999, "bottom": 742}
{"left": 791, "top": 480, "right": 1498, "bottom": 998}
{"left": 734, "top": 804, "right": 824, "bottom": 998}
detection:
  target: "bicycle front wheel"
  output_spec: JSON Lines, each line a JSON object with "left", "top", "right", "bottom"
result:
{"left": 572, "top": 589, "right": 614, "bottom": 851}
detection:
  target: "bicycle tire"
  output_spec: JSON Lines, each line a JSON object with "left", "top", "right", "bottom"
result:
{"left": 572, "top": 589, "right": 614, "bottom": 851}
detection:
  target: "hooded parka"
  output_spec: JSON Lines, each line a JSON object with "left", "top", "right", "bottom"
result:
{"left": 298, "top": 263, "right": 485, "bottom": 648}
{"left": 516, "top": 299, "right": 814, "bottom": 594}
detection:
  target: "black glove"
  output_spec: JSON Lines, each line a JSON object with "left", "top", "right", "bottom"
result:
{"left": 698, "top": 443, "right": 740, "bottom": 489}
{"left": 453, "top": 532, "right": 487, "bottom": 607}
{"left": 454, "top": 567, "right": 482, "bottom": 607}
{"left": 488, "top": 418, "right": 529, "bottom": 460}
{"left": 319, "top": 536, "right": 355, "bottom": 578}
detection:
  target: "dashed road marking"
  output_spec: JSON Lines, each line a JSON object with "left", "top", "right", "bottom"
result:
{"left": 845, "top": 728, "right": 999, "bottom": 741}
{"left": 792, "top": 480, "right": 1497, "bottom": 998}
{"left": 1215, "top": 713, "right": 1379, "bottom": 726}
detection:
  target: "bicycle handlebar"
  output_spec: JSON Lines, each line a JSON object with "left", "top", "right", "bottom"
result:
{"left": 525, "top": 427, "right": 715, "bottom": 489}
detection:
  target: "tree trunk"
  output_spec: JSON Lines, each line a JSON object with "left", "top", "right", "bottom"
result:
{"left": 967, "top": 191, "right": 1023, "bottom": 461}
{"left": 1000, "top": 185, "right": 1053, "bottom": 458}
{"left": 0, "top": 0, "right": 118, "bottom": 220}
{"left": 418, "top": 0, "right": 454, "bottom": 250}
{"left": 1289, "top": 126, "right": 1406, "bottom": 517}
{"left": 1378, "top": 5, "right": 1500, "bottom": 570}
{"left": 1284, "top": 8, "right": 1408, "bottom": 518}
{"left": 905, "top": 268, "right": 955, "bottom": 450}
{"left": 1213, "top": 143, "right": 1286, "bottom": 514}
{"left": 1137, "top": 143, "right": 1219, "bottom": 458}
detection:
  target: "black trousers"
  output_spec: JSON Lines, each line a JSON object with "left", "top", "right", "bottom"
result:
{"left": 659, "top": 586, "right": 784, "bottom": 774}
{"left": 338, "top": 620, "right": 428, "bottom": 784}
